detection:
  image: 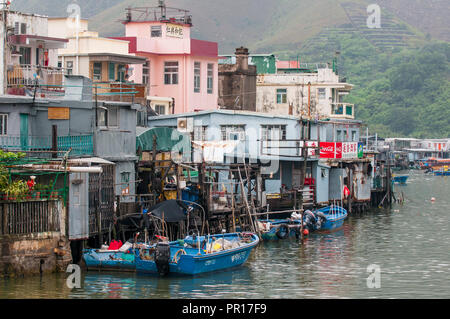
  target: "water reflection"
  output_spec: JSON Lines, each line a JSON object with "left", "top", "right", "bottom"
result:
{"left": 1, "top": 171, "right": 449, "bottom": 299}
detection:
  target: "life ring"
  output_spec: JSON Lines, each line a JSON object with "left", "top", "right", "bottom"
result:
{"left": 172, "top": 249, "right": 187, "bottom": 264}
{"left": 276, "top": 224, "right": 290, "bottom": 240}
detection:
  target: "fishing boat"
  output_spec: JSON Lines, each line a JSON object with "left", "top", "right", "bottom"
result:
{"left": 259, "top": 206, "right": 348, "bottom": 240}
{"left": 303, "top": 205, "right": 348, "bottom": 232}
{"left": 135, "top": 232, "right": 259, "bottom": 276}
{"left": 258, "top": 218, "right": 303, "bottom": 241}
{"left": 434, "top": 167, "right": 450, "bottom": 176}
{"left": 392, "top": 175, "right": 409, "bottom": 184}
{"left": 83, "top": 241, "right": 139, "bottom": 272}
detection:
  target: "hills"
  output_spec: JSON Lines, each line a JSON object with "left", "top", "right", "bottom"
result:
{"left": 9, "top": 0, "right": 450, "bottom": 138}
{"left": 10, "top": 0, "right": 448, "bottom": 53}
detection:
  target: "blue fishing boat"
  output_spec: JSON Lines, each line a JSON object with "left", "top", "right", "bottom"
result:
{"left": 393, "top": 175, "right": 409, "bottom": 184}
{"left": 434, "top": 167, "right": 450, "bottom": 176}
{"left": 83, "top": 243, "right": 139, "bottom": 272}
{"left": 135, "top": 232, "right": 259, "bottom": 276}
{"left": 305, "top": 205, "right": 348, "bottom": 232}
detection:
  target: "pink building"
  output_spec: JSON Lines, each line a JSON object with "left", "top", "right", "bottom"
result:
{"left": 112, "top": 6, "right": 219, "bottom": 115}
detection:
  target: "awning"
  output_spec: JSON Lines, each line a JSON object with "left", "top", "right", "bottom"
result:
{"left": 137, "top": 127, "right": 191, "bottom": 154}
{"left": 9, "top": 35, "right": 68, "bottom": 49}
{"left": 68, "top": 157, "right": 115, "bottom": 165}
{"left": 86, "top": 53, "right": 147, "bottom": 65}
{"left": 147, "top": 96, "right": 174, "bottom": 102}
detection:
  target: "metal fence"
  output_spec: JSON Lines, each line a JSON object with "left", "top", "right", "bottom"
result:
{"left": 0, "top": 135, "right": 94, "bottom": 157}
{"left": 0, "top": 200, "right": 62, "bottom": 236}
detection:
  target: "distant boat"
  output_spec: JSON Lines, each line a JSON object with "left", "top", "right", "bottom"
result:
{"left": 393, "top": 175, "right": 409, "bottom": 184}
{"left": 434, "top": 167, "right": 450, "bottom": 176}
{"left": 135, "top": 232, "right": 259, "bottom": 276}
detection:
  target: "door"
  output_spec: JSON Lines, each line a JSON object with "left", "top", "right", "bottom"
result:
{"left": 69, "top": 173, "right": 89, "bottom": 240}
{"left": 20, "top": 114, "right": 28, "bottom": 150}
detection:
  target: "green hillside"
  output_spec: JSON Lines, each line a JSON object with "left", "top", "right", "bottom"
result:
{"left": 10, "top": 0, "right": 449, "bottom": 138}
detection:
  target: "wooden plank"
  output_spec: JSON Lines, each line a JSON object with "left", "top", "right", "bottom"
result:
{"left": 48, "top": 107, "right": 70, "bottom": 120}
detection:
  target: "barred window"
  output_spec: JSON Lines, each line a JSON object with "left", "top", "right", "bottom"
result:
{"left": 221, "top": 125, "right": 245, "bottom": 141}
{"left": 261, "top": 125, "right": 287, "bottom": 141}
{"left": 207, "top": 63, "right": 214, "bottom": 94}
{"left": 0, "top": 114, "right": 7, "bottom": 136}
{"left": 194, "top": 62, "right": 201, "bottom": 93}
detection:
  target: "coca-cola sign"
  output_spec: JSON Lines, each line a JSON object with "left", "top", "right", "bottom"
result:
{"left": 320, "top": 142, "right": 342, "bottom": 159}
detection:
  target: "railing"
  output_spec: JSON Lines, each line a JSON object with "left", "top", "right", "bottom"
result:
{"left": 94, "top": 82, "right": 147, "bottom": 105}
{"left": 0, "top": 135, "right": 94, "bottom": 157}
{"left": 331, "top": 103, "right": 354, "bottom": 119}
{"left": 7, "top": 64, "right": 66, "bottom": 88}
{"left": 0, "top": 200, "right": 62, "bottom": 236}
{"left": 260, "top": 139, "right": 319, "bottom": 158}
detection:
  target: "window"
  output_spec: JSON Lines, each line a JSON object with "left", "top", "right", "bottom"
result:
{"left": 277, "top": 89, "right": 287, "bottom": 104}
{"left": 207, "top": 63, "right": 214, "bottom": 94}
{"left": 108, "top": 106, "right": 119, "bottom": 127}
{"left": 0, "top": 114, "right": 7, "bottom": 136}
{"left": 194, "top": 126, "right": 207, "bottom": 141}
{"left": 336, "top": 130, "right": 342, "bottom": 142}
{"left": 117, "top": 64, "right": 126, "bottom": 82}
{"left": 155, "top": 105, "right": 166, "bottom": 115}
{"left": 19, "top": 47, "right": 31, "bottom": 65}
{"left": 318, "top": 88, "right": 326, "bottom": 100}
{"left": 261, "top": 125, "right": 287, "bottom": 141}
{"left": 194, "top": 62, "right": 201, "bottom": 93}
{"left": 20, "top": 23, "right": 27, "bottom": 34}
{"left": 66, "top": 61, "right": 73, "bottom": 75}
{"left": 14, "top": 22, "right": 19, "bottom": 35}
{"left": 142, "top": 61, "right": 150, "bottom": 87}
{"left": 93, "top": 62, "right": 102, "bottom": 81}
{"left": 108, "top": 63, "right": 115, "bottom": 81}
{"left": 97, "top": 105, "right": 119, "bottom": 128}
{"left": 164, "top": 61, "right": 178, "bottom": 85}
{"left": 352, "top": 131, "right": 357, "bottom": 142}
{"left": 151, "top": 26, "right": 162, "bottom": 37}
{"left": 221, "top": 125, "right": 245, "bottom": 141}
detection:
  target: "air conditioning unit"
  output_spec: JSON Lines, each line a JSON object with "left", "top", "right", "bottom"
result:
{"left": 177, "top": 117, "right": 193, "bottom": 133}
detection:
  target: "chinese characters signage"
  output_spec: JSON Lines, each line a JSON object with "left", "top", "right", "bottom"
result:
{"left": 166, "top": 24, "right": 184, "bottom": 38}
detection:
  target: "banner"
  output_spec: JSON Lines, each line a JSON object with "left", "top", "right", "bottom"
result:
{"left": 358, "top": 142, "right": 364, "bottom": 158}
{"left": 342, "top": 142, "right": 358, "bottom": 159}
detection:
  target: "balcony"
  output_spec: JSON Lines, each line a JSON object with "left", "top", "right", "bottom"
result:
{"left": 94, "top": 82, "right": 147, "bottom": 105}
{"left": 0, "top": 135, "right": 94, "bottom": 158}
{"left": 331, "top": 103, "right": 355, "bottom": 119}
{"left": 7, "top": 64, "right": 66, "bottom": 96}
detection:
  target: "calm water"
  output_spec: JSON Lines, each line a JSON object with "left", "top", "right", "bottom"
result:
{"left": 1, "top": 171, "right": 449, "bottom": 299}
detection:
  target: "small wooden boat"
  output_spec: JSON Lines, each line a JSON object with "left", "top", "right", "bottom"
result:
{"left": 83, "top": 244, "right": 139, "bottom": 272}
{"left": 392, "top": 175, "right": 409, "bottom": 184}
{"left": 135, "top": 232, "right": 259, "bottom": 276}
{"left": 258, "top": 219, "right": 303, "bottom": 241}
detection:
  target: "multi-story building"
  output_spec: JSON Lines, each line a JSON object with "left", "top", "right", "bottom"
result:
{"left": 0, "top": 8, "right": 68, "bottom": 96}
{"left": 112, "top": 4, "right": 219, "bottom": 115}
{"left": 47, "top": 17, "right": 147, "bottom": 104}
{"left": 257, "top": 62, "right": 355, "bottom": 119}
